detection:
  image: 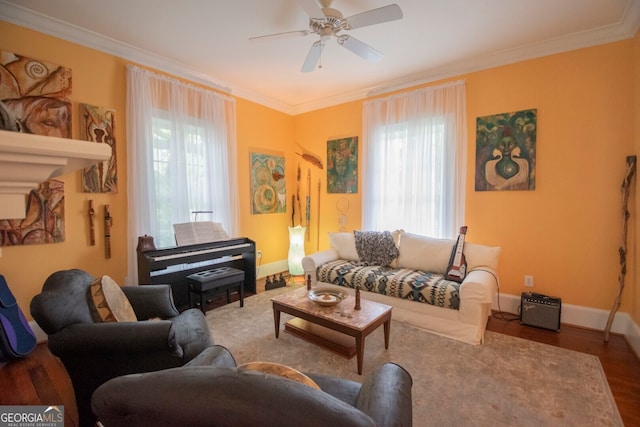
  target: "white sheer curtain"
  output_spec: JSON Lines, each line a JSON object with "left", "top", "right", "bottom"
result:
{"left": 362, "top": 80, "right": 467, "bottom": 239}
{"left": 125, "top": 65, "right": 238, "bottom": 284}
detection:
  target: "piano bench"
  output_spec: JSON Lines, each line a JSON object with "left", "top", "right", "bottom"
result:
{"left": 187, "top": 267, "right": 245, "bottom": 313}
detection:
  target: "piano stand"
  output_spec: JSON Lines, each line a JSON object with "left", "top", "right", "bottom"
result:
{"left": 137, "top": 237, "right": 256, "bottom": 311}
{"left": 187, "top": 267, "right": 245, "bottom": 313}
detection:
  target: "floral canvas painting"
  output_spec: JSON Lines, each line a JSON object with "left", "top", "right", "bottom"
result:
{"left": 475, "top": 109, "right": 537, "bottom": 191}
{"left": 250, "top": 151, "right": 286, "bottom": 214}
{"left": 327, "top": 136, "right": 358, "bottom": 193}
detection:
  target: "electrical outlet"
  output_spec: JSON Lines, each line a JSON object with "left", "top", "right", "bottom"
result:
{"left": 257, "top": 250, "right": 262, "bottom": 258}
{"left": 524, "top": 275, "right": 534, "bottom": 287}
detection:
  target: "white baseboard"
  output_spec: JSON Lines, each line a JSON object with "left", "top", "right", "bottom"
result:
{"left": 493, "top": 292, "right": 640, "bottom": 356}
{"left": 256, "top": 259, "right": 289, "bottom": 280}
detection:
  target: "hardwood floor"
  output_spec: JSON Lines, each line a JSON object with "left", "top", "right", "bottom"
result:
{"left": 487, "top": 312, "right": 640, "bottom": 426}
{"left": 1, "top": 301, "right": 638, "bottom": 426}
{"left": 0, "top": 344, "right": 78, "bottom": 427}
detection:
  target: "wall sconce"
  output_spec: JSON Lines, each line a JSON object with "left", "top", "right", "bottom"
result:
{"left": 288, "top": 225, "right": 306, "bottom": 276}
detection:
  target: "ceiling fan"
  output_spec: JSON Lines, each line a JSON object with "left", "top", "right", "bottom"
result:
{"left": 250, "top": 0, "right": 403, "bottom": 72}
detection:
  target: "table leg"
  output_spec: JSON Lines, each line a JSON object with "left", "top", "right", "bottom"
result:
{"left": 356, "top": 335, "right": 364, "bottom": 375}
{"left": 273, "top": 306, "right": 281, "bottom": 338}
{"left": 383, "top": 318, "right": 391, "bottom": 349}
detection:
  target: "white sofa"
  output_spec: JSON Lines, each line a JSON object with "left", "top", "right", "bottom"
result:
{"left": 302, "top": 231, "right": 501, "bottom": 345}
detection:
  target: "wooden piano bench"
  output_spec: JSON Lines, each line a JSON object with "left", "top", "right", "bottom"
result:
{"left": 187, "top": 267, "right": 245, "bottom": 313}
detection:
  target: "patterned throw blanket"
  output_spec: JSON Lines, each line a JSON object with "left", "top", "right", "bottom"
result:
{"left": 316, "top": 259, "right": 461, "bottom": 310}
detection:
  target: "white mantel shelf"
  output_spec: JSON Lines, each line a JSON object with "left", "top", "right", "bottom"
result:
{"left": 0, "top": 130, "right": 112, "bottom": 219}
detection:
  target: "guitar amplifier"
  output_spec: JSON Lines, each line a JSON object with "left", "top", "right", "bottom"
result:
{"left": 520, "top": 292, "right": 561, "bottom": 332}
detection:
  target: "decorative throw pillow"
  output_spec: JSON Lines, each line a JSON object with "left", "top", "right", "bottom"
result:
{"left": 464, "top": 242, "right": 502, "bottom": 271}
{"left": 90, "top": 275, "right": 137, "bottom": 322}
{"left": 388, "top": 229, "right": 403, "bottom": 268}
{"left": 328, "top": 232, "right": 359, "bottom": 261}
{"left": 396, "top": 232, "right": 454, "bottom": 274}
{"left": 238, "top": 361, "right": 321, "bottom": 390}
{"left": 354, "top": 230, "right": 400, "bottom": 267}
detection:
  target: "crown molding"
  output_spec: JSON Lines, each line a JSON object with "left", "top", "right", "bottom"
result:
{"left": 2, "top": 0, "right": 639, "bottom": 116}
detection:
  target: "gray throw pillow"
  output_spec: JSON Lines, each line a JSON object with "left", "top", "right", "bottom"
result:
{"left": 354, "top": 230, "right": 400, "bottom": 267}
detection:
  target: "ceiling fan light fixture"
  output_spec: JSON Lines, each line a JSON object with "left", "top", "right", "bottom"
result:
{"left": 253, "top": 1, "right": 403, "bottom": 72}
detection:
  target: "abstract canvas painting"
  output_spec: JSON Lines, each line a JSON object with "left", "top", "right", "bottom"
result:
{"left": 475, "top": 109, "right": 537, "bottom": 191}
{"left": 0, "top": 51, "right": 70, "bottom": 243}
{"left": 0, "top": 180, "right": 65, "bottom": 246}
{"left": 80, "top": 103, "right": 118, "bottom": 193}
{"left": 0, "top": 50, "right": 72, "bottom": 136}
{"left": 250, "top": 151, "right": 286, "bottom": 214}
{"left": 327, "top": 136, "right": 358, "bottom": 193}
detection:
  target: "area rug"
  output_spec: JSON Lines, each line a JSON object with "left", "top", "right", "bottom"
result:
{"left": 206, "top": 286, "right": 622, "bottom": 427}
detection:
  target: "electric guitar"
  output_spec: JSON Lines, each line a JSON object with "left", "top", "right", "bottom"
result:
{"left": 445, "top": 226, "right": 468, "bottom": 283}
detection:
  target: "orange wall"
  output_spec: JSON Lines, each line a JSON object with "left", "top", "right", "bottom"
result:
{"left": 236, "top": 98, "right": 295, "bottom": 263}
{"left": 293, "top": 101, "right": 364, "bottom": 253}
{"left": 1, "top": 20, "right": 638, "bottom": 323}
{"left": 295, "top": 41, "right": 637, "bottom": 313}
{"left": 0, "top": 22, "right": 130, "bottom": 315}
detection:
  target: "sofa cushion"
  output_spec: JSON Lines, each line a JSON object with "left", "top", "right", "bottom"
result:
{"left": 317, "top": 260, "right": 460, "bottom": 309}
{"left": 354, "top": 230, "right": 400, "bottom": 267}
{"left": 90, "top": 276, "right": 137, "bottom": 323}
{"left": 396, "top": 232, "right": 454, "bottom": 274}
{"left": 464, "top": 242, "right": 501, "bottom": 271}
{"left": 328, "top": 232, "right": 359, "bottom": 261}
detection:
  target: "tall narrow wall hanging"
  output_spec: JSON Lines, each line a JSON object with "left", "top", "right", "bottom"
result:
{"left": 80, "top": 104, "right": 118, "bottom": 193}
{"left": 306, "top": 169, "right": 311, "bottom": 241}
{"left": 327, "top": 137, "right": 358, "bottom": 193}
{"left": 604, "top": 155, "right": 636, "bottom": 342}
{"left": 250, "top": 151, "right": 286, "bottom": 214}
{"left": 475, "top": 109, "right": 536, "bottom": 191}
{"left": 88, "top": 199, "right": 96, "bottom": 246}
{"left": 104, "top": 205, "right": 112, "bottom": 259}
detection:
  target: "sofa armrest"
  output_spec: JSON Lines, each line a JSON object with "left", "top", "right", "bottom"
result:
{"left": 185, "top": 345, "right": 237, "bottom": 368}
{"left": 122, "top": 285, "right": 180, "bottom": 320}
{"left": 47, "top": 321, "right": 178, "bottom": 356}
{"left": 459, "top": 268, "right": 499, "bottom": 304}
{"left": 302, "top": 249, "right": 340, "bottom": 286}
{"left": 355, "top": 363, "right": 413, "bottom": 427}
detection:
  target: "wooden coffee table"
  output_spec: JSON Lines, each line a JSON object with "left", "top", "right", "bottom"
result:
{"left": 271, "top": 287, "right": 392, "bottom": 374}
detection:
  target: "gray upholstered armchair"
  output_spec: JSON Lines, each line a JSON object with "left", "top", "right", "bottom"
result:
{"left": 30, "top": 269, "right": 212, "bottom": 427}
{"left": 92, "top": 345, "right": 413, "bottom": 427}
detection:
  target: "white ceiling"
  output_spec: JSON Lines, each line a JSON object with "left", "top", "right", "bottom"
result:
{"left": 2, "top": 0, "right": 640, "bottom": 114}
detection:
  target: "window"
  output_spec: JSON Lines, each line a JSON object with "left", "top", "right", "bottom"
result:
{"left": 362, "top": 81, "right": 466, "bottom": 238}
{"left": 126, "top": 65, "right": 238, "bottom": 284}
{"left": 151, "top": 115, "right": 217, "bottom": 247}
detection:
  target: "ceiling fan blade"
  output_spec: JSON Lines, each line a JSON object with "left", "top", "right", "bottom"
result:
{"left": 345, "top": 4, "right": 403, "bottom": 30}
{"left": 337, "top": 35, "right": 383, "bottom": 64}
{"left": 301, "top": 40, "right": 323, "bottom": 72}
{"left": 249, "top": 30, "right": 310, "bottom": 43}
{"left": 298, "top": 0, "right": 325, "bottom": 19}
